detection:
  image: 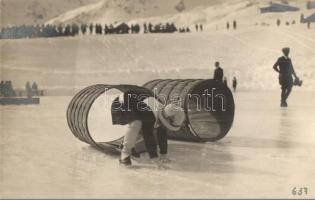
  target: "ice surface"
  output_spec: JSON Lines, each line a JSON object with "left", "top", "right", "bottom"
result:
{"left": 1, "top": 91, "right": 315, "bottom": 198}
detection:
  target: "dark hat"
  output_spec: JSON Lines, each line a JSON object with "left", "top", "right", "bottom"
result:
{"left": 282, "top": 47, "right": 290, "bottom": 54}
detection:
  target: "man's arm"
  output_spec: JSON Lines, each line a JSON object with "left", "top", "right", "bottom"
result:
{"left": 290, "top": 60, "right": 298, "bottom": 79}
{"left": 273, "top": 59, "right": 280, "bottom": 72}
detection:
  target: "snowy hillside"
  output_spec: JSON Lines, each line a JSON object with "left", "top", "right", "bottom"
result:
{"left": 46, "top": 0, "right": 196, "bottom": 25}
{"left": 45, "top": 0, "right": 315, "bottom": 28}
{"left": 0, "top": 0, "right": 98, "bottom": 28}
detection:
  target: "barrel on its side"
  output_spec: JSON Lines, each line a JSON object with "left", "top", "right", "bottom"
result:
{"left": 143, "top": 79, "right": 235, "bottom": 142}
{"left": 66, "top": 84, "right": 151, "bottom": 151}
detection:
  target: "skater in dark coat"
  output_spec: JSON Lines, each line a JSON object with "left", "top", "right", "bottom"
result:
{"left": 223, "top": 77, "right": 228, "bottom": 86}
{"left": 273, "top": 47, "right": 300, "bottom": 107}
{"left": 111, "top": 88, "right": 185, "bottom": 167}
{"left": 232, "top": 77, "right": 237, "bottom": 92}
{"left": 213, "top": 61, "right": 224, "bottom": 83}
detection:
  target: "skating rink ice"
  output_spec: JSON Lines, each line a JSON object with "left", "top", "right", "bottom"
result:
{"left": 1, "top": 90, "right": 315, "bottom": 198}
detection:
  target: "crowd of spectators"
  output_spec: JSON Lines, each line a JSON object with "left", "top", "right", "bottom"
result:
{"left": 0, "top": 22, "right": 198, "bottom": 39}
{"left": 0, "top": 81, "right": 42, "bottom": 97}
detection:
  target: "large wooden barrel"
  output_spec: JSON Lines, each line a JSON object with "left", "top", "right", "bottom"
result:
{"left": 143, "top": 79, "right": 235, "bottom": 142}
{"left": 66, "top": 84, "right": 151, "bottom": 152}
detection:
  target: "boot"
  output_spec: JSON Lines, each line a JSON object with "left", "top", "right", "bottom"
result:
{"left": 281, "top": 101, "right": 288, "bottom": 107}
{"left": 119, "top": 156, "right": 132, "bottom": 166}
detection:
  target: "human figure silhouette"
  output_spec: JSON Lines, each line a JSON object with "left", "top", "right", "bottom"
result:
{"left": 273, "top": 47, "right": 300, "bottom": 107}
{"left": 232, "top": 77, "right": 237, "bottom": 92}
{"left": 213, "top": 62, "right": 224, "bottom": 83}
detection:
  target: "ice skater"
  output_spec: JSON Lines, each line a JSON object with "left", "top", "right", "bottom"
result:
{"left": 111, "top": 89, "right": 185, "bottom": 168}
{"left": 223, "top": 77, "right": 228, "bottom": 86}
{"left": 213, "top": 61, "right": 224, "bottom": 83}
{"left": 273, "top": 47, "right": 301, "bottom": 107}
{"left": 232, "top": 77, "right": 237, "bottom": 92}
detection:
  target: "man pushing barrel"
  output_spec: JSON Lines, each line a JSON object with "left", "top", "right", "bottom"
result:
{"left": 111, "top": 88, "right": 185, "bottom": 168}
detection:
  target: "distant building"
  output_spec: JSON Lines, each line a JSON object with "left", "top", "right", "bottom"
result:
{"left": 307, "top": 1, "right": 315, "bottom": 9}
{"left": 260, "top": 3, "right": 300, "bottom": 13}
{"left": 301, "top": 12, "right": 315, "bottom": 23}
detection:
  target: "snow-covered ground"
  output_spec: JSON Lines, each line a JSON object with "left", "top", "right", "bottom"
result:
{"left": 1, "top": 91, "right": 315, "bottom": 198}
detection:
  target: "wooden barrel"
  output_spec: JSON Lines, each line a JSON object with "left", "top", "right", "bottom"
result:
{"left": 143, "top": 79, "right": 235, "bottom": 142}
{"left": 66, "top": 84, "right": 151, "bottom": 152}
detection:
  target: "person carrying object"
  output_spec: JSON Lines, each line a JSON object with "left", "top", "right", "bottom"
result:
{"left": 111, "top": 89, "right": 185, "bottom": 168}
{"left": 273, "top": 47, "right": 302, "bottom": 107}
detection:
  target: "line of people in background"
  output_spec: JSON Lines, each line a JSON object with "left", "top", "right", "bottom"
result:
{"left": 143, "top": 22, "right": 177, "bottom": 33}
{"left": 0, "top": 80, "right": 42, "bottom": 98}
{"left": 195, "top": 24, "right": 204, "bottom": 32}
{"left": 0, "top": 22, "right": 199, "bottom": 40}
{"left": 258, "top": 15, "right": 312, "bottom": 29}
{"left": 213, "top": 61, "right": 238, "bottom": 92}
{"left": 0, "top": 81, "right": 16, "bottom": 97}
{"left": 226, "top": 20, "right": 238, "bottom": 30}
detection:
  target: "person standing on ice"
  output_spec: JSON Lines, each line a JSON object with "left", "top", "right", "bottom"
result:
{"left": 111, "top": 89, "right": 185, "bottom": 168}
{"left": 233, "top": 20, "right": 237, "bottom": 30}
{"left": 232, "top": 77, "right": 237, "bottom": 92}
{"left": 223, "top": 77, "right": 228, "bottom": 86}
{"left": 226, "top": 22, "right": 230, "bottom": 30}
{"left": 273, "top": 47, "right": 300, "bottom": 107}
{"left": 213, "top": 61, "right": 224, "bottom": 83}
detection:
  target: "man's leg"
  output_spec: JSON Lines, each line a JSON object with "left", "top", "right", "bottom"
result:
{"left": 141, "top": 114, "right": 158, "bottom": 159}
{"left": 157, "top": 126, "right": 171, "bottom": 163}
{"left": 157, "top": 126, "right": 168, "bottom": 155}
{"left": 284, "top": 86, "right": 292, "bottom": 103}
{"left": 281, "top": 85, "right": 286, "bottom": 105}
{"left": 121, "top": 120, "right": 142, "bottom": 161}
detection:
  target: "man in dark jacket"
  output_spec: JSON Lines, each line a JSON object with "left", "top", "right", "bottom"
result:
{"left": 273, "top": 47, "right": 299, "bottom": 107}
{"left": 213, "top": 61, "right": 224, "bottom": 83}
{"left": 111, "top": 88, "right": 185, "bottom": 167}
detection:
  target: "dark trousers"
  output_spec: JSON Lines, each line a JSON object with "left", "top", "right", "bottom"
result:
{"left": 279, "top": 75, "right": 293, "bottom": 103}
{"left": 141, "top": 111, "right": 168, "bottom": 159}
{"left": 281, "top": 85, "right": 292, "bottom": 103}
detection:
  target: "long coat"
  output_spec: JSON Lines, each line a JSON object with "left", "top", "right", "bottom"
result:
{"left": 214, "top": 67, "right": 224, "bottom": 82}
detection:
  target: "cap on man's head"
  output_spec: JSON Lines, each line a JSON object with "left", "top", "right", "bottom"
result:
{"left": 282, "top": 47, "right": 290, "bottom": 54}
